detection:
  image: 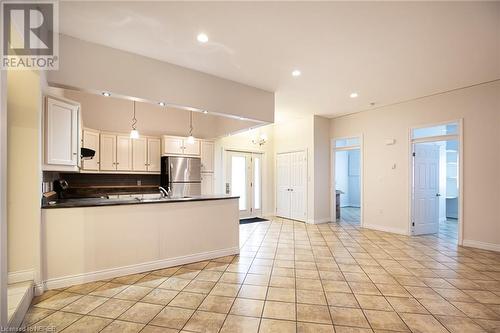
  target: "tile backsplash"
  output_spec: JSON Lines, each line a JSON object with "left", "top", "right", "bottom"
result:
{"left": 43, "top": 172, "right": 161, "bottom": 198}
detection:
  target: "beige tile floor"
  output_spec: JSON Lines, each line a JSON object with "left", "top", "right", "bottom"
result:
{"left": 23, "top": 217, "right": 500, "bottom": 332}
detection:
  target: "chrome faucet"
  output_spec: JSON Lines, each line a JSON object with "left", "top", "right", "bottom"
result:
{"left": 159, "top": 186, "right": 171, "bottom": 198}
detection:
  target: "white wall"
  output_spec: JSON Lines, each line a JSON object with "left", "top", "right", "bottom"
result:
{"left": 48, "top": 35, "right": 275, "bottom": 123}
{"left": 7, "top": 67, "right": 43, "bottom": 276}
{"left": 312, "top": 116, "right": 331, "bottom": 222}
{"left": 330, "top": 80, "right": 500, "bottom": 248}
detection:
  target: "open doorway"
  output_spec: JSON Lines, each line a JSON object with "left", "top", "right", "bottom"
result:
{"left": 332, "top": 137, "right": 362, "bottom": 226}
{"left": 410, "top": 121, "right": 461, "bottom": 243}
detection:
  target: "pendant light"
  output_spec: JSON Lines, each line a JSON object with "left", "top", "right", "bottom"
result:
{"left": 187, "top": 111, "right": 195, "bottom": 144}
{"left": 130, "top": 100, "right": 139, "bottom": 139}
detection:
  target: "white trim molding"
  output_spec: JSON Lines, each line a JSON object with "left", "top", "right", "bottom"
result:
{"left": 7, "top": 270, "right": 35, "bottom": 284}
{"left": 42, "top": 247, "right": 239, "bottom": 291}
{"left": 363, "top": 224, "right": 409, "bottom": 236}
{"left": 463, "top": 240, "right": 500, "bottom": 252}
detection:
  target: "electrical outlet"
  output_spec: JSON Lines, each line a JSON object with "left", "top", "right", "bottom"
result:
{"left": 137, "top": 180, "right": 142, "bottom": 186}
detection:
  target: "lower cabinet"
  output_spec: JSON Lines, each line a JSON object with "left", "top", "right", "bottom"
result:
{"left": 201, "top": 173, "right": 214, "bottom": 195}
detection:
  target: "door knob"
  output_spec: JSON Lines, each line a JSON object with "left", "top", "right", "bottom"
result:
{"left": 436, "top": 193, "right": 441, "bottom": 197}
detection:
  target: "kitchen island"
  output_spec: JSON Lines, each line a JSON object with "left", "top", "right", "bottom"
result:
{"left": 40, "top": 195, "right": 239, "bottom": 290}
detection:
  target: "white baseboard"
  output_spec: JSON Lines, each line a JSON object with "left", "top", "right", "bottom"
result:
{"left": 363, "top": 224, "right": 408, "bottom": 235}
{"left": 463, "top": 239, "right": 500, "bottom": 252}
{"left": 43, "top": 246, "right": 240, "bottom": 291}
{"left": 8, "top": 269, "right": 34, "bottom": 284}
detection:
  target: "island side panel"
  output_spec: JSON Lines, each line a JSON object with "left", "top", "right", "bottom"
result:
{"left": 41, "top": 198, "right": 239, "bottom": 289}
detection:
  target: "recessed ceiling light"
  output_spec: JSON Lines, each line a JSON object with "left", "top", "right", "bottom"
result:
{"left": 197, "top": 33, "right": 208, "bottom": 43}
{"left": 292, "top": 69, "right": 301, "bottom": 77}
{"left": 350, "top": 92, "right": 359, "bottom": 98}
{"left": 203, "top": 110, "right": 208, "bottom": 114}
{"left": 102, "top": 92, "right": 111, "bottom": 97}
{"left": 158, "top": 102, "right": 166, "bottom": 107}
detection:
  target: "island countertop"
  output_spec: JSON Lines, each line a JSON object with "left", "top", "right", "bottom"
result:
{"left": 42, "top": 194, "right": 239, "bottom": 209}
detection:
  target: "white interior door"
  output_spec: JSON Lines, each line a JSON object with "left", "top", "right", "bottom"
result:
{"left": 276, "top": 153, "right": 291, "bottom": 218}
{"left": 276, "top": 151, "right": 307, "bottom": 222}
{"left": 226, "top": 151, "right": 263, "bottom": 218}
{"left": 412, "top": 143, "right": 440, "bottom": 235}
{"left": 290, "top": 151, "right": 307, "bottom": 221}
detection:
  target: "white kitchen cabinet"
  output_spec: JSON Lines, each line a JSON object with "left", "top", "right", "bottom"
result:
{"left": 44, "top": 97, "right": 80, "bottom": 167}
{"left": 99, "top": 134, "right": 116, "bottom": 171}
{"left": 116, "top": 135, "right": 132, "bottom": 171}
{"left": 162, "top": 136, "right": 200, "bottom": 156}
{"left": 147, "top": 138, "right": 161, "bottom": 172}
{"left": 162, "top": 137, "right": 184, "bottom": 155}
{"left": 132, "top": 137, "right": 148, "bottom": 171}
{"left": 183, "top": 139, "right": 201, "bottom": 156}
{"left": 201, "top": 173, "right": 214, "bottom": 195}
{"left": 201, "top": 141, "right": 214, "bottom": 172}
{"left": 82, "top": 129, "right": 100, "bottom": 171}
{"left": 276, "top": 151, "right": 307, "bottom": 222}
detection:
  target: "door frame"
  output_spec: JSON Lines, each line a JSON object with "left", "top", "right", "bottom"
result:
{"left": 275, "top": 149, "right": 308, "bottom": 222}
{"left": 0, "top": 54, "right": 8, "bottom": 327}
{"left": 330, "top": 135, "right": 364, "bottom": 226}
{"left": 408, "top": 119, "right": 464, "bottom": 245}
{"left": 223, "top": 148, "right": 264, "bottom": 218}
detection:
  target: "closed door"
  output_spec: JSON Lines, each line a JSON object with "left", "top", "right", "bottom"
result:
{"left": 412, "top": 143, "right": 440, "bottom": 235}
{"left": 201, "top": 173, "right": 214, "bottom": 195}
{"left": 226, "top": 151, "right": 262, "bottom": 218}
{"left": 183, "top": 139, "right": 201, "bottom": 156}
{"left": 147, "top": 138, "right": 161, "bottom": 172}
{"left": 276, "top": 153, "right": 291, "bottom": 218}
{"left": 289, "top": 151, "right": 307, "bottom": 221}
{"left": 45, "top": 97, "right": 79, "bottom": 166}
{"left": 132, "top": 137, "right": 148, "bottom": 171}
{"left": 116, "top": 135, "right": 132, "bottom": 170}
{"left": 100, "top": 134, "right": 116, "bottom": 170}
{"left": 276, "top": 151, "right": 307, "bottom": 222}
{"left": 201, "top": 141, "right": 214, "bottom": 172}
{"left": 82, "top": 129, "right": 100, "bottom": 171}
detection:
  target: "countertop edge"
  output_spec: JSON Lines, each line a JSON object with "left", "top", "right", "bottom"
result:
{"left": 42, "top": 195, "right": 240, "bottom": 209}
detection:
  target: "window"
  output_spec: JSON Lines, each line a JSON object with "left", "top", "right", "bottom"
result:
{"left": 335, "top": 137, "right": 360, "bottom": 148}
{"left": 412, "top": 122, "right": 458, "bottom": 139}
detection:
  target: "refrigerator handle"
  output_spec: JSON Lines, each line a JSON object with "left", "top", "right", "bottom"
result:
{"left": 169, "top": 162, "right": 173, "bottom": 183}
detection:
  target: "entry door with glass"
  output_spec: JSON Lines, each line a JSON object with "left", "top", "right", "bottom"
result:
{"left": 226, "top": 151, "right": 262, "bottom": 218}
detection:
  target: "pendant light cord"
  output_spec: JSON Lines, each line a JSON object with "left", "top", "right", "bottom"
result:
{"left": 189, "top": 111, "right": 193, "bottom": 136}
{"left": 132, "top": 101, "right": 137, "bottom": 130}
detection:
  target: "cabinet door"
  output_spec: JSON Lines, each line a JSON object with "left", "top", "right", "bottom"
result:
{"left": 116, "top": 135, "right": 133, "bottom": 171}
{"left": 200, "top": 141, "right": 214, "bottom": 172}
{"left": 147, "top": 138, "right": 161, "bottom": 172}
{"left": 183, "top": 139, "right": 201, "bottom": 156}
{"left": 132, "top": 137, "right": 148, "bottom": 171}
{"left": 162, "top": 137, "right": 184, "bottom": 155}
{"left": 45, "top": 97, "right": 79, "bottom": 166}
{"left": 100, "top": 134, "right": 116, "bottom": 171}
{"left": 82, "top": 129, "right": 100, "bottom": 171}
{"left": 201, "top": 173, "right": 214, "bottom": 195}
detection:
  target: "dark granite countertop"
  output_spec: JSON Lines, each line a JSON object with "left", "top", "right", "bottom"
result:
{"left": 42, "top": 194, "right": 239, "bottom": 209}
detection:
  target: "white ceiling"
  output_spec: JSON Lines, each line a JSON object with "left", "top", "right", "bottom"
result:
{"left": 59, "top": 1, "right": 500, "bottom": 119}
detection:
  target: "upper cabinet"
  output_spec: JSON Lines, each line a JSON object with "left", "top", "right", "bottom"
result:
{"left": 162, "top": 136, "right": 200, "bottom": 156}
{"left": 44, "top": 97, "right": 80, "bottom": 170}
{"left": 99, "top": 133, "right": 117, "bottom": 171}
{"left": 201, "top": 141, "right": 214, "bottom": 172}
{"left": 116, "top": 135, "right": 133, "bottom": 171}
{"left": 147, "top": 138, "right": 161, "bottom": 172}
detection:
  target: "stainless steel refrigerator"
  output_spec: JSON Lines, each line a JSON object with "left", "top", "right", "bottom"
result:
{"left": 161, "top": 156, "right": 201, "bottom": 197}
